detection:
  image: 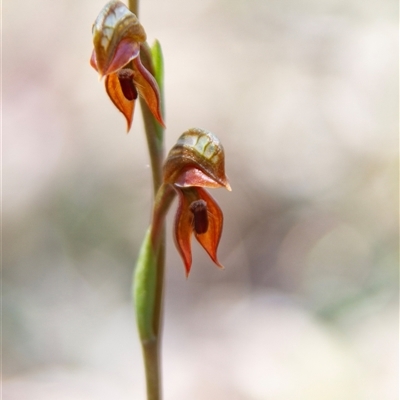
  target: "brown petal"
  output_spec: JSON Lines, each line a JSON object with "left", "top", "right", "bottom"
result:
{"left": 102, "top": 39, "right": 140, "bottom": 77}
{"left": 174, "top": 189, "right": 193, "bottom": 276}
{"left": 92, "top": 1, "right": 146, "bottom": 77}
{"left": 173, "top": 167, "right": 228, "bottom": 189}
{"left": 90, "top": 40, "right": 140, "bottom": 78}
{"left": 193, "top": 188, "right": 224, "bottom": 269}
{"left": 132, "top": 56, "right": 165, "bottom": 128}
{"left": 105, "top": 72, "right": 135, "bottom": 132}
{"left": 163, "top": 129, "right": 231, "bottom": 190}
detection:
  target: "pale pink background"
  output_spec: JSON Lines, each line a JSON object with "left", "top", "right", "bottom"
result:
{"left": 3, "top": 0, "right": 398, "bottom": 399}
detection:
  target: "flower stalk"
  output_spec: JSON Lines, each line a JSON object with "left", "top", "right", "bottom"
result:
{"left": 128, "top": 0, "right": 139, "bottom": 16}
{"left": 90, "top": 2, "right": 230, "bottom": 399}
{"left": 133, "top": 30, "right": 166, "bottom": 400}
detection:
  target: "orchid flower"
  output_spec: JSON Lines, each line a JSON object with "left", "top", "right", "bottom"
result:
{"left": 90, "top": 0, "right": 164, "bottom": 131}
{"left": 163, "top": 128, "right": 231, "bottom": 276}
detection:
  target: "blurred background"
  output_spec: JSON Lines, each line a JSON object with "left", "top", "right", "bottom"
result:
{"left": 3, "top": 0, "right": 398, "bottom": 399}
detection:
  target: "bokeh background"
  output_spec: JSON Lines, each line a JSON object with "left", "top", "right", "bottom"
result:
{"left": 3, "top": 0, "right": 398, "bottom": 399}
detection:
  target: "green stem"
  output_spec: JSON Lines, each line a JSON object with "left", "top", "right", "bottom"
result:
{"left": 128, "top": 2, "right": 167, "bottom": 395}
{"left": 140, "top": 97, "right": 164, "bottom": 194}
{"left": 135, "top": 117, "right": 164, "bottom": 400}
{"left": 139, "top": 102, "right": 164, "bottom": 400}
{"left": 142, "top": 339, "right": 161, "bottom": 399}
{"left": 137, "top": 117, "right": 164, "bottom": 400}
{"left": 133, "top": 229, "right": 160, "bottom": 400}
{"left": 135, "top": 187, "right": 178, "bottom": 345}
{"left": 150, "top": 184, "right": 175, "bottom": 249}
{"left": 149, "top": 184, "right": 175, "bottom": 336}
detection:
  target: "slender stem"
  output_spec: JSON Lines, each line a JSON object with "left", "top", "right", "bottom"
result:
{"left": 150, "top": 185, "right": 175, "bottom": 337}
{"left": 142, "top": 339, "right": 161, "bottom": 400}
{"left": 133, "top": 227, "right": 161, "bottom": 400}
{"left": 140, "top": 100, "right": 165, "bottom": 400}
{"left": 150, "top": 184, "right": 175, "bottom": 249}
{"left": 153, "top": 235, "right": 165, "bottom": 337}
{"left": 134, "top": 185, "right": 175, "bottom": 400}
{"left": 128, "top": 0, "right": 167, "bottom": 394}
{"left": 140, "top": 98, "right": 164, "bottom": 194}
{"left": 128, "top": 0, "right": 139, "bottom": 16}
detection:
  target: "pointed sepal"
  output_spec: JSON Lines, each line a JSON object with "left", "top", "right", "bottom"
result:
{"left": 133, "top": 56, "right": 165, "bottom": 128}
{"left": 105, "top": 71, "right": 136, "bottom": 131}
{"left": 193, "top": 188, "right": 224, "bottom": 269}
{"left": 174, "top": 188, "right": 193, "bottom": 277}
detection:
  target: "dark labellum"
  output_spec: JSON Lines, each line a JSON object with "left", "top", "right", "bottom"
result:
{"left": 117, "top": 69, "right": 138, "bottom": 101}
{"left": 190, "top": 199, "right": 208, "bottom": 234}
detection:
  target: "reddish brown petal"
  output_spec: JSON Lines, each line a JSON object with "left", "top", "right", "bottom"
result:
{"left": 174, "top": 189, "right": 193, "bottom": 276}
{"left": 132, "top": 56, "right": 165, "bottom": 128}
{"left": 102, "top": 39, "right": 140, "bottom": 77}
{"left": 90, "top": 40, "right": 140, "bottom": 78}
{"left": 105, "top": 72, "right": 135, "bottom": 132}
{"left": 193, "top": 188, "right": 224, "bottom": 268}
{"left": 92, "top": 1, "right": 145, "bottom": 77}
{"left": 163, "top": 129, "right": 231, "bottom": 190}
{"left": 174, "top": 167, "right": 228, "bottom": 189}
